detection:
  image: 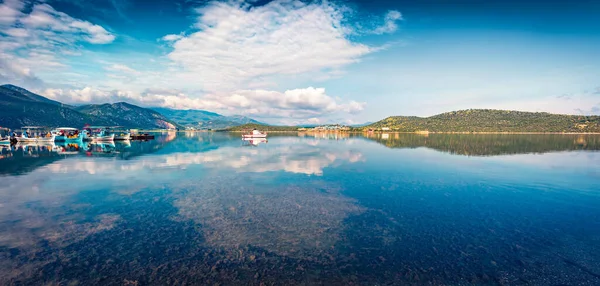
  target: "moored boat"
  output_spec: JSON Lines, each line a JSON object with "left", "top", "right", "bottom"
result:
{"left": 242, "top": 129, "right": 267, "bottom": 139}
{"left": 108, "top": 126, "right": 131, "bottom": 140}
{"left": 15, "top": 126, "right": 56, "bottom": 143}
{"left": 52, "top": 127, "right": 84, "bottom": 142}
{"left": 83, "top": 126, "right": 115, "bottom": 142}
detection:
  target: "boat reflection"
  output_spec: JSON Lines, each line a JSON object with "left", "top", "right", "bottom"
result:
{"left": 56, "top": 142, "right": 84, "bottom": 155}
{"left": 14, "top": 142, "right": 58, "bottom": 157}
{"left": 242, "top": 137, "right": 267, "bottom": 146}
{"left": 298, "top": 131, "right": 350, "bottom": 140}
{"left": 0, "top": 144, "right": 13, "bottom": 160}
{"left": 83, "top": 142, "right": 116, "bottom": 156}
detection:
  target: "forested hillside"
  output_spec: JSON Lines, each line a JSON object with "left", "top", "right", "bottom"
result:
{"left": 366, "top": 109, "right": 600, "bottom": 132}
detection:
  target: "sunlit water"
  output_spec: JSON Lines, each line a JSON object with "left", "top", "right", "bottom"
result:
{"left": 1, "top": 132, "right": 599, "bottom": 285}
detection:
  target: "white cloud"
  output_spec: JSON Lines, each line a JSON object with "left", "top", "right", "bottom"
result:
{"left": 105, "top": 64, "right": 141, "bottom": 75}
{"left": 0, "top": 0, "right": 114, "bottom": 86}
{"left": 161, "top": 34, "right": 183, "bottom": 41}
{"left": 372, "top": 10, "right": 402, "bottom": 35}
{"left": 42, "top": 87, "right": 140, "bottom": 104}
{"left": 2, "top": 27, "right": 28, "bottom": 37}
{"left": 19, "top": 4, "right": 115, "bottom": 44}
{"left": 40, "top": 86, "right": 366, "bottom": 119}
{"left": 3, "top": 0, "right": 380, "bottom": 123}
{"left": 307, "top": 118, "right": 320, "bottom": 124}
{"left": 0, "top": 0, "right": 24, "bottom": 25}
{"left": 165, "top": 0, "right": 373, "bottom": 91}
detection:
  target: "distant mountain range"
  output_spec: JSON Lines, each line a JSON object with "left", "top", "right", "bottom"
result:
{"left": 0, "top": 84, "right": 263, "bottom": 130}
{"left": 0, "top": 85, "right": 175, "bottom": 129}
{"left": 76, "top": 103, "right": 178, "bottom": 129}
{"left": 0, "top": 84, "right": 104, "bottom": 129}
{"left": 4, "top": 84, "right": 599, "bottom": 133}
{"left": 151, "top": 107, "right": 262, "bottom": 130}
{"left": 351, "top": 122, "right": 373, "bottom": 127}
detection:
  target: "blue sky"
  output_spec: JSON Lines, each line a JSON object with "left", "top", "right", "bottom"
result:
{"left": 1, "top": 0, "right": 599, "bottom": 124}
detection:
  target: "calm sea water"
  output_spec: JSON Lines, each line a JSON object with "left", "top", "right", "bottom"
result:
{"left": 1, "top": 132, "right": 599, "bottom": 285}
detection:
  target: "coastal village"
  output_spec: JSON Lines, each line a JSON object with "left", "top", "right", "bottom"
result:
{"left": 297, "top": 124, "right": 351, "bottom": 132}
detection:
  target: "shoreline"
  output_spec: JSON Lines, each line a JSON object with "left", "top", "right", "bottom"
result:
{"left": 227, "top": 130, "right": 600, "bottom": 135}
{"left": 143, "top": 129, "right": 600, "bottom": 135}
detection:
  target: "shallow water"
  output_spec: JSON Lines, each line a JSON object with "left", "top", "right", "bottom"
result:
{"left": 1, "top": 132, "right": 599, "bottom": 285}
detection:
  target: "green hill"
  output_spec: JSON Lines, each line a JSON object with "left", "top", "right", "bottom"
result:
{"left": 151, "top": 107, "right": 262, "bottom": 129}
{"left": 0, "top": 84, "right": 106, "bottom": 129}
{"left": 0, "top": 84, "right": 180, "bottom": 130}
{"left": 366, "top": 109, "right": 600, "bottom": 133}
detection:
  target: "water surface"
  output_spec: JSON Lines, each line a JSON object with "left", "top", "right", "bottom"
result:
{"left": 1, "top": 133, "right": 599, "bottom": 285}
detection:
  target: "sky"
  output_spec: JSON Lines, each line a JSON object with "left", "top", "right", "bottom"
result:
{"left": 0, "top": 0, "right": 599, "bottom": 125}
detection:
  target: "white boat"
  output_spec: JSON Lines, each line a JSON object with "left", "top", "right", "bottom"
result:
{"left": 242, "top": 129, "right": 267, "bottom": 139}
{"left": 15, "top": 126, "right": 56, "bottom": 143}
{"left": 52, "top": 127, "right": 84, "bottom": 142}
{"left": 83, "top": 126, "right": 115, "bottom": 142}
{"left": 114, "top": 133, "right": 131, "bottom": 140}
{"left": 108, "top": 127, "right": 131, "bottom": 140}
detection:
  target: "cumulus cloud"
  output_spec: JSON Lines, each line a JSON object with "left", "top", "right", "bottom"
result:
{"left": 165, "top": 0, "right": 373, "bottom": 91}
{"left": 372, "top": 10, "right": 402, "bottom": 34}
{"left": 41, "top": 86, "right": 366, "bottom": 119}
{"left": 4, "top": 0, "right": 378, "bottom": 123}
{"left": 42, "top": 87, "right": 140, "bottom": 104}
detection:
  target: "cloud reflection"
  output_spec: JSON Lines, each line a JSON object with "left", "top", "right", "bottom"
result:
{"left": 0, "top": 137, "right": 365, "bottom": 254}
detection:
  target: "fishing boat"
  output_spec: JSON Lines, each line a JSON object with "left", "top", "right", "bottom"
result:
{"left": 83, "top": 126, "right": 115, "bottom": 142}
{"left": 108, "top": 126, "right": 131, "bottom": 140}
{"left": 52, "top": 127, "right": 84, "bottom": 142}
{"left": 15, "top": 126, "right": 56, "bottom": 143}
{"left": 0, "top": 127, "right": 11, "bottom": 145}
{"left": 242, "top": 129, "right": 267, "bottom": 139}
